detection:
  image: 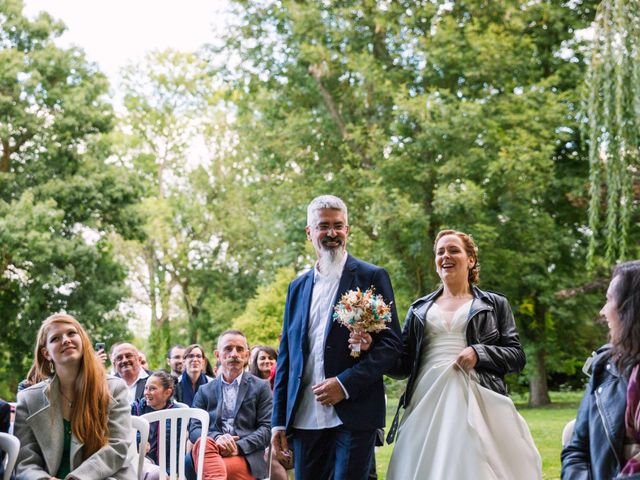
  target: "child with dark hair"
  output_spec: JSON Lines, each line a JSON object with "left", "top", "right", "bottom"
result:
{"left": 132, "top": 370, "right": 183, "bottom": 480}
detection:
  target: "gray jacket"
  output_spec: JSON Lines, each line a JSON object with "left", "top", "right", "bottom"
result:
{"left": 15, "top": 375, "right": 136, "bottom": 480}
{"left": 189, "top": 372, "right": 272, "bottom": 479}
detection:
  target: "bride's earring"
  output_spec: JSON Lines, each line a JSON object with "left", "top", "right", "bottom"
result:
{"left": 50, "top": 361, "right": 55, "bottom": 374}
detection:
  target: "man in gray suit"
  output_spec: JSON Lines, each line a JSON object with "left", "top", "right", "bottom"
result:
{"left": 188, "top": 330, "right": 272, "bottom": 479}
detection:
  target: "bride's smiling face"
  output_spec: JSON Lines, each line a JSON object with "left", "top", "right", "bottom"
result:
{"left": 435, "top": 235, "right": 475, "bottom": 284}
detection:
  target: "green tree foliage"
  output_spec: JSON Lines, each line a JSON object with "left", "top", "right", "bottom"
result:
{"left": 586, "top": 0, "right": 640, "bottom": 268}
{"left": 114, "top": 50, "right": 263, "bottom": 365}
{"left": 0, "top": 0, "right": 140, "bottom": 397}
{"left": 233, "top": 266, "right": 296, "bottom": 347}
{"left": 216, "top": 0, "right": 603, "bottom": 405}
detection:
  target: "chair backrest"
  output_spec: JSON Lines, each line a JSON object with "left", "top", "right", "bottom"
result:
{"left": 562, "top": 418, "right": 576, "bottom": 446}
{"left": 0, "top": 432, "right": 19, "bottom": 480}
{"left": 131, "top": 416, "right": 150, "bottom": 480}
{"left": 141, "top": 407, "right": 209, "bottom": 480}
{"left": 8, "top": 403, "right": 16, "bottom": 436}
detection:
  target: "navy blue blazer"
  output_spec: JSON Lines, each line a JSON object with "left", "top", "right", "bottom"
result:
{"left": 272, "top": 254, "right": 401, "bottom": 433}
{"left": 188, "top": 372, "right": 272, "bottom": 479}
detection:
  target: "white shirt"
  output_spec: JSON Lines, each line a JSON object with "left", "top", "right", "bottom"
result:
{"left": 292, "top": 253, "right": 348, "bottom": 430}
{"left": 126, "top": 368, "right": 149, "bottom": 404}
{"left": 221, "top": 372, "right": 242, "bottom": 435}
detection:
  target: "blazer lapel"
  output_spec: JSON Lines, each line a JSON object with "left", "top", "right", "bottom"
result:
{"left": 299, "top": 270, "right": 314, "bottom": 355}
{"left": 232, "top": 375, "right": 249, "bottom": 419}
{"left": 214, "top": 376, "right": 224, "bottom": 431}
{"left": 324, "top": 255, "right": 356, "bottom": 343}
{"left": 28, "top": 378, "right": 64, "bottom": 474}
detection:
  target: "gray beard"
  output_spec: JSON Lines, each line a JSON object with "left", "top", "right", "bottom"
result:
{"left": 318, "top": 247, "right": 345, "bottom": 279}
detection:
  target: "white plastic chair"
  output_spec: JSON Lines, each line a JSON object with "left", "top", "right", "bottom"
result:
{"left": 8, "top": 403, "right": 16, "bottom": 435}
{"left": 141, "top": 408, "right": 209, "bottom": 480}
{"left": 562, "top": 418, "right": 576, "bottom": 446}
{"left": 0, "top": 432, "right": 19, "bottom": 480}
{"left": 131, "top": 416, "right": 150, "bottom": 480}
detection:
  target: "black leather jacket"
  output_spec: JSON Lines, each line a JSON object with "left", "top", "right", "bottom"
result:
{"left": 561, "top": 347, "right": 640, "bottom": 480}
{"left": 387, "top": 285, "right": 525, "bottom": 442}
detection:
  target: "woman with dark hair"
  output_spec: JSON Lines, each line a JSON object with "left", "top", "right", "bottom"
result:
{"left": 174, "top": 344, "right": 214, "bottom": 407}
{"left": 248, "top": 346, "right": 277, "bottom": 381}
{"left": 385, "top": 229, "right": 540, "bottom": 479}
{"left": 562, "top": 260, "right": 640, "bottom": 479}
{"left": 14, "top": 313, "right": 136, "bottom": 479}
{"left": 16, "top": 364, "right": 45, "bottom": 394}
{"left": 132, "top": 370, "right": 183, "bottom": 480}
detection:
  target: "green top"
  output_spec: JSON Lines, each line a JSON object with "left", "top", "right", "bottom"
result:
{"left": 56, "top": 419, "right": 72, "bottom": 479}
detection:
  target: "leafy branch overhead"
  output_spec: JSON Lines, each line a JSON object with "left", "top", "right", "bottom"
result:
{"left": 586, "top": 0, "right": 640, "bottom": 268}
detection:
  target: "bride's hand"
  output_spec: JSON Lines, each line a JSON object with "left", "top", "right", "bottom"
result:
{"left": 349, "top": 332, "right": 372, "bottom": 352}
{"left": 455, "top": 347, "right": 478, "bottom": 372}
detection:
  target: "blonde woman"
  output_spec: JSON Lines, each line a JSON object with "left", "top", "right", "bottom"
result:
{"left": 14, "top": 313, "right": 136, "bottom": 479}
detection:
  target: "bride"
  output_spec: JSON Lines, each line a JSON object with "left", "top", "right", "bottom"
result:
{"left": 385, "top": 229, "right": 541, "bottom": 479}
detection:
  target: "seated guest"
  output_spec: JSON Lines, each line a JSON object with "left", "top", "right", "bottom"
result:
{"left": 0, "top": 399, "right": 9, "bottom": 476}
{"left": 16, "top": 364, "right": 44, "bottom": 394}
{"left": 139, "top": 351, "right": 150, "bottom": 371}
{"left": 249, "top": 347, "right": 290, "bottom": 480}
{"left": 112, "top": 342, "right": 149, "bottom": 404}
{"left": 175, "top": 344, "right": 214, "bottom": 407}
{"left": 132, "top": 371, "right": 183, "bottom": 480}
{"left": 248, "top": 346, "right": 277, "bottom": 381}
{"left": 166, "top": 344, "right": 185, "bottom": 380}
{"left": 188, "top": 330, "right": 272, "bottom": 480}
{"left": 14, "top": 313, "right": 135, "bottom": 479}
{"left": 0, "top": 399, "right": 9, "bottom": 435}
{"left": 562, "top": 260, "right": 640, "bottom": 478}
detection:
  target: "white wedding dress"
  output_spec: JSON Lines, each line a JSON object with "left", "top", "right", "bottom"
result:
{"left": 387, "top": 301, "right": 542, "bottom": 480}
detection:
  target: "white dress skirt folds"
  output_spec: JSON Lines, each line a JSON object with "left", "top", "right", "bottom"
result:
{"left": 387, "top": 301, "right": 542, "bottom": 480}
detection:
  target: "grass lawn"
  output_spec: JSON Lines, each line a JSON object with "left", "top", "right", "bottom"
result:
{"left": 375, "top": 391, "right": 583, "bottom": 480}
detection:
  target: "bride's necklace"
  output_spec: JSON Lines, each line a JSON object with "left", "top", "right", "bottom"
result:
{"left": 60, "top": 389, "right": 74, "bottom": 408}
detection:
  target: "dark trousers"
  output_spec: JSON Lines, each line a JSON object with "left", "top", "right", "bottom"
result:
{"left": 292, "top": 426, "right": 377, "bottom": 480}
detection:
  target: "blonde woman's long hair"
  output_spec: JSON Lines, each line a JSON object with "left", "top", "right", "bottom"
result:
{"left": 34, "top": 313, "right": 110, "bottom": 459}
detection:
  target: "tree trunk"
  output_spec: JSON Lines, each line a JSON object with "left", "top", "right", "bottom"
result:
{"left": 146, "top": 248, "right": 159, "bottom": 328}
{"left": 528, "top": 347, "right": 551, "bottom": 407}
{"left": 1, "top": 139, "right": 10, "bottom": 173}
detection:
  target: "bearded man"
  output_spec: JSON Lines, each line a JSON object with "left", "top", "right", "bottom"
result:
{"left": 271, "top": 195, "right": 401, "bottom": 480}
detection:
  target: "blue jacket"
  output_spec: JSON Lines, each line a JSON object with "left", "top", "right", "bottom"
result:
{"left": 174, "top": 373, "right": 213, "bottom": 407}
{"left": 272, "top": 254, "right": 402, "bottom": 433}
{"left": 561, "top": 347, "right": 640, "bottom": 479}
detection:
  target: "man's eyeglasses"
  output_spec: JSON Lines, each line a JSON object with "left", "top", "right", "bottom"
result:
{"left": 314, "top": 223, "right": 348, "bottom": 233}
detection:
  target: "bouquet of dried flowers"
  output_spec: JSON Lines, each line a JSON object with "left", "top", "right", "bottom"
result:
{"left": 333, "top": 287, "right": 392, "bottom": 357}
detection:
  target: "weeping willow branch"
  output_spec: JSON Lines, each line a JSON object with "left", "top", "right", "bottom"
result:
{"left": 586, "top": 0, "right": 640, "bottom": 268}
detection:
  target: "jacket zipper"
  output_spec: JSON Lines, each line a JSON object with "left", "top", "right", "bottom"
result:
{"left": 595, "top": 389, "right": 621, "bottom": 468}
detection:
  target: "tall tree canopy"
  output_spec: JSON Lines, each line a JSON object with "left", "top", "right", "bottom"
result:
{"left": 0, "top": 0, "right": 140, "bottom": 395}
{"left": 113, "top": 49, "right": 265, "bottom": 363}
